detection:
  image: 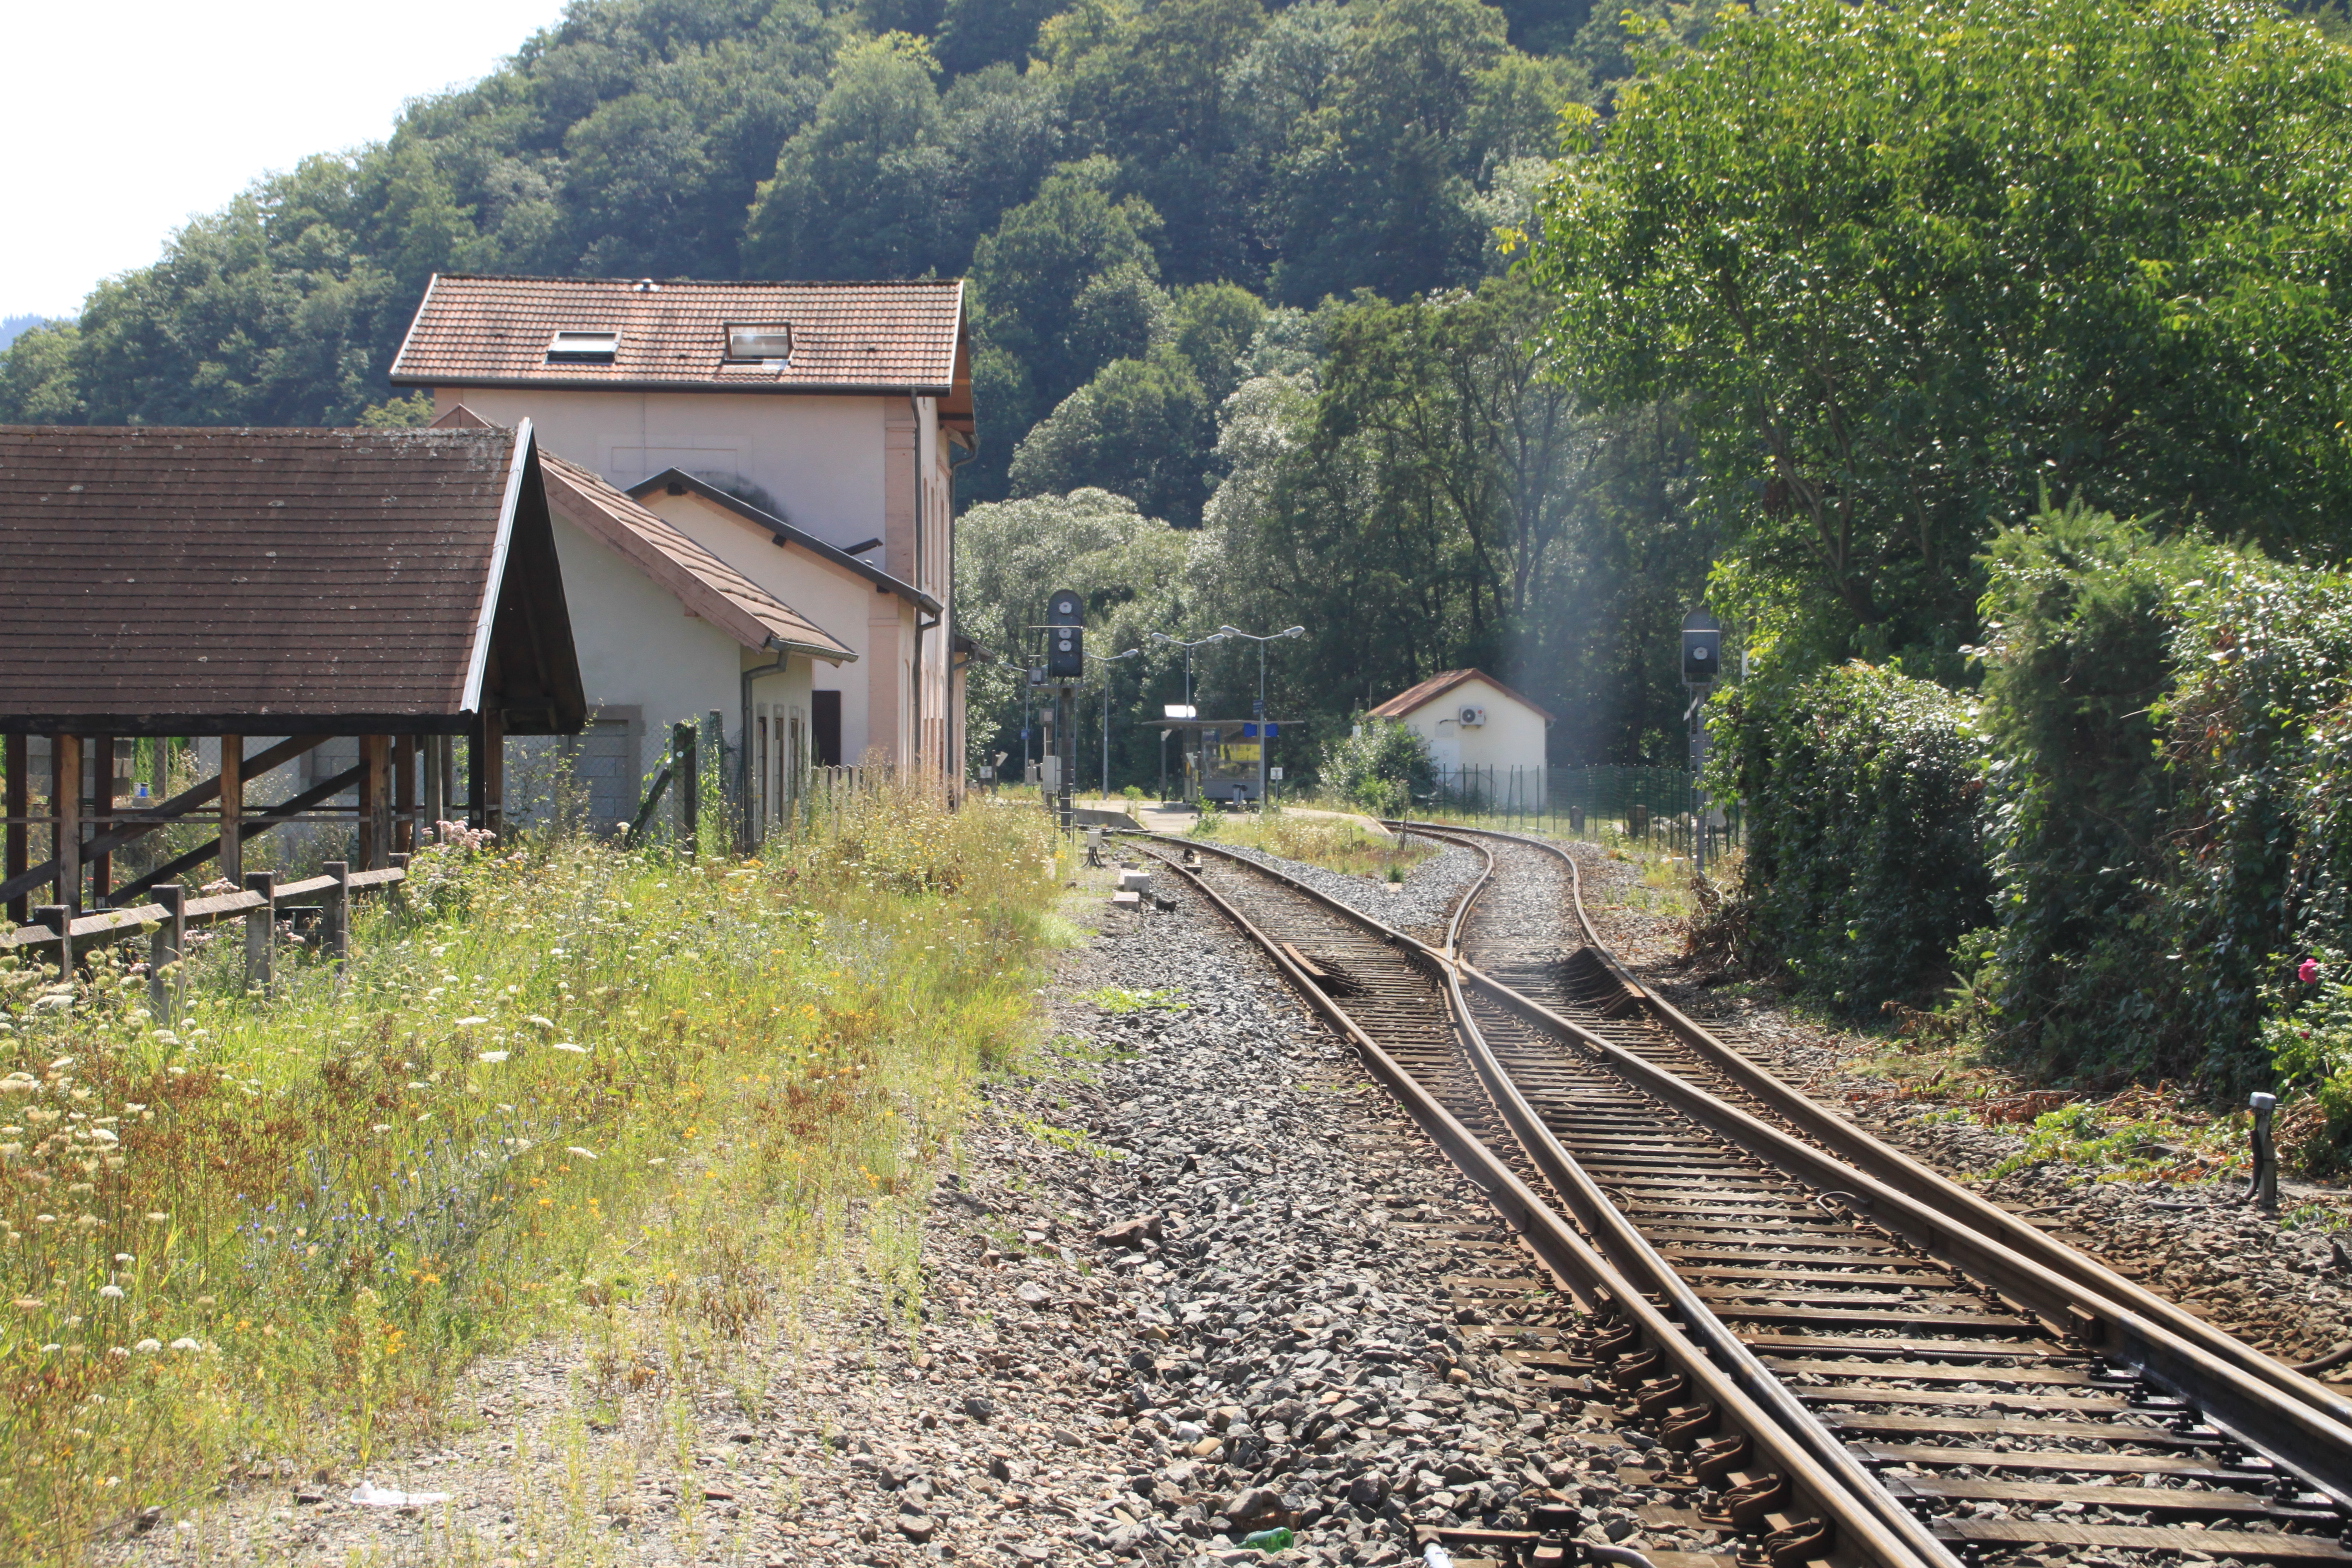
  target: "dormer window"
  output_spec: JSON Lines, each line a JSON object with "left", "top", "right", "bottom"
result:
{"left": 546, "top": 331, "right": 619, "bottom": 363}
{"left": 724, "top": 323, "right": 793, "bottom": 362}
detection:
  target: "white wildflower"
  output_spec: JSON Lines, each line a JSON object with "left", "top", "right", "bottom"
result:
{"left": 133, "top": 1338, "right": 160, "bottom": 1353}
{"left": 170, "top": 1337, "right": 202, "bottom": 1352}
{"left": 476, "top": 1051, "right": 510, "bottom": 1064}
{"left": 523, "top": 1015, "right": 555, "bottom": 1031}
{"left": 454, "top": 1016, "right": 489, "bottom": 1028}
{"left": 370, "top": 1124, "right": 393, "bottom": 1134}
{"left": 565, "top": 1146, "right": 598, "bottom": 1161}
{"left": 552, "top": 1043, "right": 589, "bottom": 1055}
{"left": 145, "top": 1212, "right": 169, "bottom": 1221}
{"left": 98, "top": 1285, "right": 124, "bottom": 1300}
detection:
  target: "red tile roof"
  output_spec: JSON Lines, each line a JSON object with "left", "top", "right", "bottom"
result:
{"left": 0, "top": 423, "right": 584, "bottom": 733}
{"left": 537, "top": 448, "right": 853, "bottom": 663}
{"left": 1368, "top": 669, "right": 1556, "bottom": 724}
{"left": 391, "top": 274, "right": 968, "bottom": 397}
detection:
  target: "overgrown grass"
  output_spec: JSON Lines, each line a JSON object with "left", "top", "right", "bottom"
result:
{"left": 0, "top": 785, "right": 1059, "bottom": 1563}
{"left": 1194, "top": 809, "right": 1437, "bottom": 881}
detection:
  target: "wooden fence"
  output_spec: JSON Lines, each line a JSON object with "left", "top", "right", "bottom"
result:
{"left": 0, "top": 858, "right": 411, "bottom": 1018}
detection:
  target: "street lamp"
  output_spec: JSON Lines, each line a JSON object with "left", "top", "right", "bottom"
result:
{"left": 1089, "top": 646, "right": 1142, "bottom": 802}
{"left": 1149, "top": 630, "right": 1230, "bottom": 805}
{"left": 1218, "top": 624, "right": 1306, "bottom": 809}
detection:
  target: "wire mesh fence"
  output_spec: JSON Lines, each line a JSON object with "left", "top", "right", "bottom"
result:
{"left": 1418, "top": 764, "right": 1742, "bottom": 856}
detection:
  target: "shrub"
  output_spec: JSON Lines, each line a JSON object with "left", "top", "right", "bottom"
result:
{"left": 1320, "top": 718, "right": 1435, "bottom": 816}
{"left": 1708, "top": 660, "right": 1989, "bottom": 1017}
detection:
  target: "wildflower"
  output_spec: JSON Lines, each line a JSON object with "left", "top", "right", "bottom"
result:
{"left": 114, "top": 1253, "right": 133, "bottom": 1263}
{"left": 523, "top": 1015, "right": 555, "bottom": 1031}
{"left": 107, "top": 1346, "right": 129, "bottom": 1359}
{"left": 371, "top": 1124, "right": 393, "bottom": 1134}
{"left": 455, "top": 1016, "right": 490, "bottom": 1028}
{"left": 98, "top": 1285, "right": 124, "bottom": 1300}
{"left": 133, "top": 1338, "right": 161, "bottom": 1353}
{"left": 170, "top": 1337, "right": 203, "bottom": 1352}
{"left": 552, "top": 1043, "right": 589, "bottom": 1055}
{"left": 565, "top": 1146, "right": 599, "bottom": 1161}
{"left": 146, "top": 1211, "right": 169, "bottom": 1222}
{"left": 477, "top": 1051, "right": 511, "bottom": 1064}
{"left": 2303, "top": 958, "right": 2323, "bottom": 984}
{"left": 12, "top": 1297, "right": 44, "bottom": 1311}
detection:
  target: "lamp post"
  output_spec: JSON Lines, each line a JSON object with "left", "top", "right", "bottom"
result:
{"left": 1149, "top": 630, "right": 1229, "bottom": 806}
{"left": 1217, "top": 624, "right": 1306, "bottom": 810}
{"left": 1090, "top": 647, "right": 1142, "bottom": 802}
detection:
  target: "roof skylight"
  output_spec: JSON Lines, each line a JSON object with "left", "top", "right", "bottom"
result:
{"left": 724, "top": 323, "right": 793, "bottom": 362}
{"left": 546, "top": 331, "right": 619, "bottom": 363}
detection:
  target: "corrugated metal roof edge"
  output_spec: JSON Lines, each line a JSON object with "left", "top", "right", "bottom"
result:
{"left": 629, "top": 469, "right": 943, "bottom": 616}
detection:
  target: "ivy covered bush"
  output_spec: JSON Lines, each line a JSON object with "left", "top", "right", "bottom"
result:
{"left": 1707, "top": 661, "right": 1990, "bottom": 1017}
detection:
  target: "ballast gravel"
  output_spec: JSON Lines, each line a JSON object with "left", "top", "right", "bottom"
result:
{"left": 1200, "top": 837, "right": 1481, "bottom": 944}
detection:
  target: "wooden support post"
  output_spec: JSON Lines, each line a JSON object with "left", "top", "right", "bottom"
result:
{"left": 91, "top": 735, "right": 115, "bottom": 907}
{"left": 52, "top": 732, "right": 81, "bottom": 915}
{"left": 5, "top": 733, "right": 25, "bottom": 928}
{"left": 322, "top": 861, "right": 349, "bottom": 968}
{"left": 393, "top": 735, "right": 416, "bottom": 854}
{"left": 243, "top": 869, "right": 276, "bottom": 994}
{"left": 674, "top": 721, "right": 698, "bottom": 848}
{"left": 479, "top": 710, "right": 506, "bottom": 839}
{"left": 423, "top": 735, "right": 447, "bottom": 842}
{"left": 149, "top": 883, "right": 185, "bottom": 1023}
{"left": 33, "top": 904, "right": 70, "bottom": 981}
{"left": 358, "top": 734, "right": 391, "bottom": 871}
{"left": 219, "top": 735, "right": 243, "bottom": 888}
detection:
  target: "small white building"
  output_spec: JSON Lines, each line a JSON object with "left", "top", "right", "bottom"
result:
{"left": 1367, "top": 669, "right": 1554, "bottom": 809}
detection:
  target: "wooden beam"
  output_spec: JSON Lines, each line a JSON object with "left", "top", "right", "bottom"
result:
{"left": 5, "top": 733, "right": 25, "bottom": 927}
{"left": 393, "top": 735, "right": 416, "bottom": 854}
{"left": 91, "top": 735, "right": 115, "bottom": 907}
{"left": 477, "top": 711, "right": 506, "bottom": 837}
{"left": 219, "top": 735, "right": 243, "bottom": 887}
{"left": 53, "top": 733, "right": 80, "bottom": 915}
{"left": 0, "top": 734, "right": 326, "bottom": 909}
{"left": 358, "top": 734, "right": 389, "bottom": 870}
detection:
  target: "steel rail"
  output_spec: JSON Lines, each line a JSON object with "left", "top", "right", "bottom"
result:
{"left": 1135, "top": 833, "right": 1941, "bottom": 1568}
{"left": 1407, "top": 818, "right": 2352, "bottom": 1477}
{"left": 1434, "top": 845, "right": 1967, "bottom": 1568}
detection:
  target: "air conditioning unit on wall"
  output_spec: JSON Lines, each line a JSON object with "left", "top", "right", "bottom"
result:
{"left": 1458, "top": 704, "right": 1487, "bottom": 727}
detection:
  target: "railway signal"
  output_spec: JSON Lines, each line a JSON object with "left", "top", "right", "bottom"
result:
{"left": 1683, "top": 609, "right": 1723, "bottom": 873}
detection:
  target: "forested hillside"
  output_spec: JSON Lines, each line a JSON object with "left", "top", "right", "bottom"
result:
{"left": 0, "top": 0, "right": 1715, "bottom": 774}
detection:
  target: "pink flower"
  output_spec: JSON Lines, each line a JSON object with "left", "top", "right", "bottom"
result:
{"left": 2301, "top": 958, "right": 2322, "bottom": 984}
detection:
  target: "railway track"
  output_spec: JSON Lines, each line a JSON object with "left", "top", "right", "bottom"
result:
{"left": 1127, "top": 825, "right": 2352, "bottom": 1568}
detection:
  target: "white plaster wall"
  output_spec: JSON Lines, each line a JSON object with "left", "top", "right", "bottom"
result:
{"left": 1404, "top": 677, "right": 1549, "bottom": 788}
{"left": 637, "top": 490, "right": 887, "bottom": 764}
{"left": 550, "top": 513, "right": 747, "bottom": 744}
{"left": 436, "top": 388, "right": 888, "bottom": 552}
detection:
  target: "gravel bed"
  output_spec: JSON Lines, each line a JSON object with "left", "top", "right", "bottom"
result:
{"left": 1202, "top": 837, "right": 1481, "bottom": 943}
{"left": 120, "top": 866, "right": 1681, "bottom": 1567}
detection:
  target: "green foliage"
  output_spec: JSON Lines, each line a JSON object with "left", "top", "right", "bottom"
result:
{"left": 1973, "top": 504, "right": 2202, "bottom": 1080}
{"left": 1709, "top": 661, "right": 1989, "bottom": 1015}
{"left": 1320, "top": 717, "right": 1437, "bottom": 814}
{"left": 2265, "top": 952, "right": 2352, "bottom": 1171}
{"left": 1533, "top": 0, "right": 2352, "bottom": 676}
{"left": 1010, "top": 347, "right": 1210, "bottom": 522}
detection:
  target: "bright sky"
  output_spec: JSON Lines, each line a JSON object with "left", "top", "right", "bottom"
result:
{"left": 4, "top": 0, "right": 572, "bottom": 321}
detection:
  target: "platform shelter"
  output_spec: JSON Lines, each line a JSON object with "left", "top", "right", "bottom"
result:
{"left": 0, "top": 422, "right": 584, "bottom": 923}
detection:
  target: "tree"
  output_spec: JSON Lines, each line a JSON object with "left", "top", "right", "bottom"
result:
{"left": 1532, "top": 0, "right": 2352, "bottom": 679}
{"left": 743, "top": 34, "right": 954, "bottom": 279}
{"left": 0, "top": 323, "right": 84, "bottom": 423}
{"left": 1010, "top": 348, "right": 1210, "bottom": 521}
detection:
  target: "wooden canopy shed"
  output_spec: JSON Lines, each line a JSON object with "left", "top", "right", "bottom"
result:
{"left": 0, "top": 422, "right": 584, "bottom": 921}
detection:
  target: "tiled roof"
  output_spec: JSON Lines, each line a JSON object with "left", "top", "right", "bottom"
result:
{"left": 1368, "top": 668, "right": 1557, "bottom": 724}
{"left": 628, "top": 468, "right": 940, "bottom": 615}
{"left": 392, "top": 274, "right": 967, "bottom": 394}
{"left": 0, "top": 424, "right": 583, "bottom": 732}
{"left": 537, "top": 447, "right": 853, "bottom": 663}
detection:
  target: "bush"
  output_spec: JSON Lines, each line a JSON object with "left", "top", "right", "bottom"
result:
{"left": 1320, "top": 718, "right": 1436, "bottom": 816}
{"left": 1708, "top": 660, "right": 1990, "bottom": 1017}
